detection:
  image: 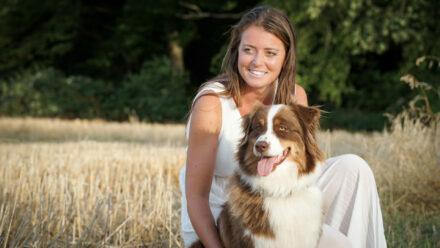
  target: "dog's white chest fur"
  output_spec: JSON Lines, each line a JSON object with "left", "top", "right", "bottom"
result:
{"left": 250, "top": 186, "right": 323, "bottom": 248}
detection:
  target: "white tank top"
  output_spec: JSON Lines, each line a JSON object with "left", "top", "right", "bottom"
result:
{"left": 186, "top": 82, "right": 243, "bottom": 176}
{"left": 179, "top": 81, "right": 287, "bottom": 242}
{"left": 179, "top": 82, "right": 243, "bottom": 235}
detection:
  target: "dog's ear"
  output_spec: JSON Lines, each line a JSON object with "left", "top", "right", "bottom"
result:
{"left": 294, "top": 104, "right": 321, "bottom": 135}
{"left": 240, "top": 101, "right": 264, "bottom": 144}
{"left": 241, "top": 113, "right": 252, "bottom": 144}
{"left": 293, "top": 104, "right": 326, "bottom": 168}
{"left": 249, "top": 100, "right": 264, "bottom": 117}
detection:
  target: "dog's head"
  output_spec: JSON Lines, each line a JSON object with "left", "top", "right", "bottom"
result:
{"left": 236, "top": 102, "right": 324, "bottom": 195}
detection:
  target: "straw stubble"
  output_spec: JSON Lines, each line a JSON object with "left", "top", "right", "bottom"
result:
{"left": 0, "top": 117, "right": 438, "bottom": 247}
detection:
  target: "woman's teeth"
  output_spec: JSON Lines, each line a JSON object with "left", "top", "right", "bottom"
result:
{"left": 250, "top": 70, "right": 265, "bottom": 76}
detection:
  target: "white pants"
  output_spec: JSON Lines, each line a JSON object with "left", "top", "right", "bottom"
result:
{"left": 318, "top": 154, "right": 387, "bottom": 248}
{"left": 182, "top": 154, "right": 387, "bottom": 247}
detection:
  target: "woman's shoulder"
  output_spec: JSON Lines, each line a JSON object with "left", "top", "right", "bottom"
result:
{"left": 295, "top": 84, "right": 308, "bottom": 106}
{"left": 192, "top": 81, "right": 231, "bottom": 107}
{"left": 199, "top": 81, "right": 227, "bottom": 94}
{"left": 197, "top": 74, "right": 229, "bottom": 96}
{"left": 190, "top": 93, "right": 222, "bottom": 134}
{"left": 186, "top": 79, "right": 229, "bottom": 134}
{"left": 194, "top": 93, "right": 222, "bottom": 112}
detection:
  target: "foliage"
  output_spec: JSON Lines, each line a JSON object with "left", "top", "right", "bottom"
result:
{"left": 121, "top": 56, "right": 190, "bottom": 122}
{"left": 0, "top": 0, "right": 251, "bottom": 81}
{"left": 319, "top": 109, "right": 387, "bottom": 131}
{"left": 0, "top": 0, "right": 80, "bottom": 75}
{"left": 398, "top": 56, "right": 440, "bottom": 122}
{"left": 0, "top": 56, "right": 190, "bottom": 122}
{"left": 263, "top": 0, "right": 440, "bottom": 111}
{"left": 0, "top": 0, "right": 439, "bottom": 129}
{"left": 384, "top": 55, "right": 440, "bottom": 129}
{"left": 0, "top": 68, "right": 109, "bottom": 118}
{"left": 0, "top": 0, "right": 193, "bottom": 80}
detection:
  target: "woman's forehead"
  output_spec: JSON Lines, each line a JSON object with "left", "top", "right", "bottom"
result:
{"left": 240, "top": 25, "right": 285, "bottom": 50}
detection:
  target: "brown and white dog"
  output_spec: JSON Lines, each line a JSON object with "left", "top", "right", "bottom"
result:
{"left": 190, "top": 102, "right": 325, "bottom": 248}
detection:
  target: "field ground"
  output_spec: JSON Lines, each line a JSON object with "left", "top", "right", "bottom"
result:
{"left": 0, "top": 117, "right": 439, "bottom": 247}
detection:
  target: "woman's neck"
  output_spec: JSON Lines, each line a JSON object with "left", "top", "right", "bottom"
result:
{"left": 238, "top": 82, "right": 276, "bottom": 116}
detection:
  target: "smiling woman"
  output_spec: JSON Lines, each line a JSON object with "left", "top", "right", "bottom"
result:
{"left": 180, "top": 6, "right": 387, "bottom": 248}
{"left": 237, "top": 25, "right": 286, "bottom": 92}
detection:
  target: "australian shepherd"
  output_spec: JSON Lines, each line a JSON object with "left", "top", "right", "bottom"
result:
{"left": 190, "top": 102, "right": 325, "bottom": 248}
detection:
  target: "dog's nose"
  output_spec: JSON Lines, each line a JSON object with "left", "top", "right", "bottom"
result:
{"left": 255, "top": 141, "right": 269, "bottom": 153}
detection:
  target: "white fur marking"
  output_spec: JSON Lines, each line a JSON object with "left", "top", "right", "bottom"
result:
{"left": 254, "top": 105, "right": 284, "bottom": 157}
{"left": 250, "top": 187, "right": 323, "bottom": 248}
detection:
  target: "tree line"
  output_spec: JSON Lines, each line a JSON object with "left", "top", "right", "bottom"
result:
{"left": 0, "top": 0, "right": 438, "bottom": 129}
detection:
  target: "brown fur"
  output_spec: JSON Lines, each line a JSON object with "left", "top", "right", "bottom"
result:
{"left": 189, "top": 173, "right": 272, "bottom": 248}
{"left": 238, "top": 103, "right": 323, "bottom": 177}
{"left": 189, "top": 102, "right": 323, "bottom": 248}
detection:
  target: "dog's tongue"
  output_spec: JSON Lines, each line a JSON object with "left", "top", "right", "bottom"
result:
{"left": 257, "top": 156, "right": 277, "bottom": 176}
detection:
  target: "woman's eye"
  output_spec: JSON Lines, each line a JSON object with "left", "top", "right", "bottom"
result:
{"left": 267, "top": 51, "right": 277, "bottom": 56}
{"left": 243, "top": 47, "right": 253, "bottom": 54}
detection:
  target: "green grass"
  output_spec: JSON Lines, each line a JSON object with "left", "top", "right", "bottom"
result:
{"left": 384, "top": 210, "right": 440, "bottom": 248}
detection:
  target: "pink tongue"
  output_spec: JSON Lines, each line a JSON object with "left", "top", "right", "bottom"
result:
{"left": 257, "top": 156, "right": 277, "bottom": 176}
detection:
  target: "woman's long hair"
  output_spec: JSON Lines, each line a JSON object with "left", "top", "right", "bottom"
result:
{"left": 189, "top": 6, "right": 297, "bottom": 118}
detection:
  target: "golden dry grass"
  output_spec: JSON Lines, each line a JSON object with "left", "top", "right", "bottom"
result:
{"left": 0, "top": 116, "right": 439, "bottom": 247}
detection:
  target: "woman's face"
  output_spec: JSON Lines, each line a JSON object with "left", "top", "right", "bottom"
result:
{"left": 238, "top": 25, "right": 286, "bottom": 91}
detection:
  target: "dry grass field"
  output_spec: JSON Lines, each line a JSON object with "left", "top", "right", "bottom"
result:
{"left": 0, "top": 115, "right": 439, "bottom": 247}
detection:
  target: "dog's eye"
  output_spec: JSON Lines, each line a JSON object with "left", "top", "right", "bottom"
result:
{"left": 279, "top": 125, "right": 287, "bottom": 132}
{"left": 252, "top": 119, "right": 265, "bottom": 131}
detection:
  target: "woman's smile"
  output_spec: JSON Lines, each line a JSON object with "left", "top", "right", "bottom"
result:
{"left": 249, "top": 69, "right": 266, "bottom": 77}
{"left": 238, "top": 25, "right": 286, "bottom": 91}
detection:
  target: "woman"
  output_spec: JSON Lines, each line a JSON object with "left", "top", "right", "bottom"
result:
{"left": 179, "top": 6, "right": 387, "bottom": 248}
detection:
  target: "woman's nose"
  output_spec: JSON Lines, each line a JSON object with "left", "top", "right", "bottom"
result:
{"left": 252, "top": 52, "right": 264, "bottom": 67}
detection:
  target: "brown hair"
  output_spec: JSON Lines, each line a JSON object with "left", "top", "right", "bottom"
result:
{"left": 190, "top": 6, "right": 297, "bottom": 115}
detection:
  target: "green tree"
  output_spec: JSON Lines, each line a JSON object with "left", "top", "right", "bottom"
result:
{"left": 0, "top": 0, "right": 80, "bottom": 76}
{"left": 264, "top": 0, "right": 439, "bottom": 112}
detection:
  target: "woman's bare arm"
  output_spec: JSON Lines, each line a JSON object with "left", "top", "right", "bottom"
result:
{"left": 185, "top": 94, "right": 223, "bottom": 248}
{"left": 295, "top": 84, "right": 308, "bottom": 106}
